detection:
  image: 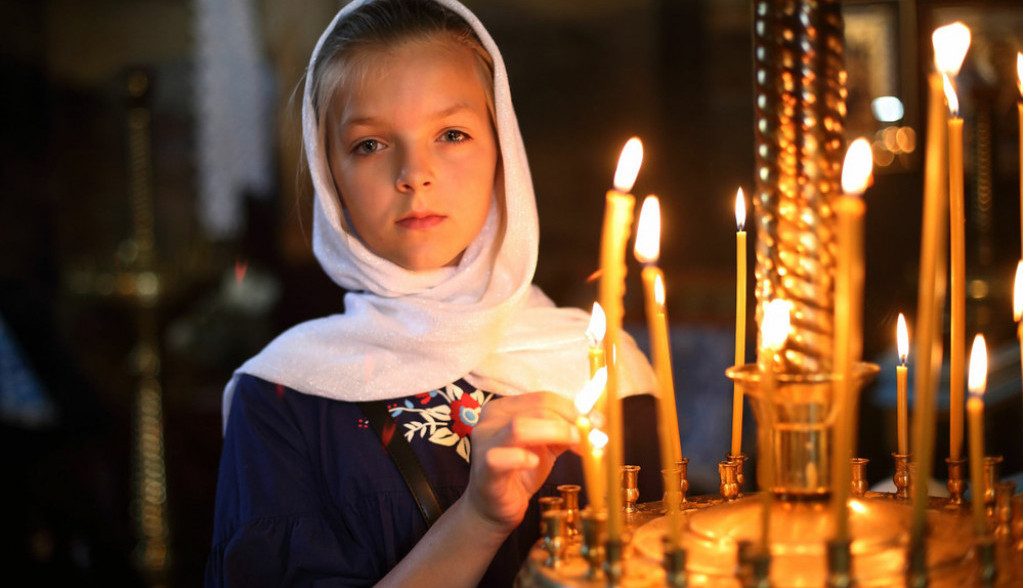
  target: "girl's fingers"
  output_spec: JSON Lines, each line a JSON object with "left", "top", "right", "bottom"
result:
{"left": 486, "top": 447, "right": 540, "bottom": 472}
{"left": 492, "top": 416, "right": 580, "bottom": 447}
{"left": 484, "top": 392, "right": 579, "bottom": 422}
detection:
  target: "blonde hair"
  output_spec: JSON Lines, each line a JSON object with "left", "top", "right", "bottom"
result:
{"left": 310, "top": 0, "right": 496, "bottom": 131}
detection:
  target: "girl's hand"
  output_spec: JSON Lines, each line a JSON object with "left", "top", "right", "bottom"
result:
{"left": 463, "top": 392, "right": 581, "bottom": 533}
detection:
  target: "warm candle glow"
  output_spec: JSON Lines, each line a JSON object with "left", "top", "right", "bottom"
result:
{"left": 762, "top": 299, "right": 792, "bottom": 351}
{"left": 589, "top": 428, "right": 609, "bottom": 449}
{"left": 634, "top": 195, "right": 661, "bottom": 263}
{"left": 654, "top": 273, "right": 666, "bottom": 307}
{"left": 587, "top": 302, "right": 607, "bottom": 345}
{"left": 897, "top": 313, "right": 909, "bottom": 365}
{"left": 942, "top": 73, "right": 960, "bottom": 118}
{"left": 932, "top": 22, "right": 971, "bottom": 76}
{"left": 1014, "top": 262, "right": 1023, "bottom": 323}
{"left": 735, "top": 187, "right": 746, "bottom": 231}
{"left": 575, "top": 366, "right": 607, "bottom": 415}
{"left": 968, "top": 335, "right": 988, "bottom": 396}
{"left": 841, "top": 138, "right": 874, "bottom": 196}
{"left": 613, "top": 137, "right": 644, "bottom": 193}
{"left": 1016, "top": 52, "right": 1022, "bottom": 95}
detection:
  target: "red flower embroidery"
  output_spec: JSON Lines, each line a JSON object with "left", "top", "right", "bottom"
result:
{"left": 449, "top": 393, "right": 481, "bottom": 438}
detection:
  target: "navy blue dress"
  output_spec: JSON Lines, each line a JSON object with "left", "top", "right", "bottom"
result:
{"left": 206, "top": 374, "right": 659, "bottom": 587}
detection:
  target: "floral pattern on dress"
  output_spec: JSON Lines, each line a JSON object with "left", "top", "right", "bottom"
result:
{"left": 388, "top": 382, "right": 493, "bottom": 463}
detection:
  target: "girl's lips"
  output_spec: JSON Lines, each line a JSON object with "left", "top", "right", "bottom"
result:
{"left": 396, "top": 214, "right": 446, "bottom": 230}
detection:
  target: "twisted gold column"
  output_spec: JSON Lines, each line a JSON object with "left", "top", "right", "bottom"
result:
{"left": 752, "top": 0, "right": 847, "bottom": 375}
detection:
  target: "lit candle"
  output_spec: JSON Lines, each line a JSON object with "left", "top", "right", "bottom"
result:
{"left": 575, "top": 367, "right": 608, "bottom": 512}
{"left": 967, "top": 334, "right": 989, "bottom": 537}
{"left": 944, "top": 72, "right": 966, "bottom": 462}
{"left": 599, "top": 137, "right": 642, "bottom": 545}
{"left": 587, "top": 302, "right": 607, "bottom": 379}
{"left": 588, "top": 428, "right": 609, "bottom": 521}
{"left": 634, "top": 195, "right": 682, "bottom": 466}
{"left": 1016, "top": 52, "right": 1022, "bottom": 255}
{"left": 732, "top": 187, "right": 748, "bottom": 457}
{"left": 758, "top": 299, "right": 792, "bottom": 555}
{"left": 1014, "top": 261, "right": 1023, "bottom": 430}
{"left": 911, "top": 26, "right": 954, "bottom": 544}
{"left": 833, "top": 138, "right": 873, "bottom": 544}
{"left": 897, "top": 313, "right": 910, "bottom": 456}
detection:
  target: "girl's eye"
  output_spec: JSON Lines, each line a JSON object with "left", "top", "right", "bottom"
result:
{"left": 442, "top": 130, "right": 470, "bottom": 143}
{"left": 353, "top": 139, "right": 381, "bottom": 155}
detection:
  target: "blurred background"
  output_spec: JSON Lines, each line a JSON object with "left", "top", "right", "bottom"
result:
{"left": 2, "top": 0, "right": 1022, "bottom": 585}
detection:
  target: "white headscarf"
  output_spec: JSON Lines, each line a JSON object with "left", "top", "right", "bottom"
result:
{"left": 223, "top": 0, "right": 654, "bottom": 428}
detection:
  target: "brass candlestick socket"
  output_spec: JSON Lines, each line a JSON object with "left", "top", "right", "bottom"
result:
{"left": 892, "top": 453, "right": 911, "bottom": 500}
{"left": 556, "top": 484, "right": 581, "bottom": 538}
{"left": 850, "top": 457, "right": 869, "bottom": 497}
{"left": 677, "top": 457, "right": 691, "bottom": 504}
{"left": 982, "top": 456, "right": 1003, "bottom": 514}
{"left": 661, "top": 535, "right": 688, "bottom": 588}
{"left": 621, "top": 465, "right": 641, "bottom": 513}
{"left": 994, "top": 481, "right": 1016, "bottom": 540}
{"left": 750, "top": 551, "right": 771, "bottom": 588}
{"left": 728, "top": 453, "right": 748, "bottom": 496}
{"left": 719, "top": 460, "right": 740, "bottom": 501}
{"left": 537, "top": 496, "right": 563, "bottom": 536}
{"left": 826, "top": 538, "right": 852, "bottom": 588}
{"left": 541, "top": 510, "right": 566, "bottom": 568}
{"left": 662, "top": 468, "right": 683, "bottom": 513}
{"left": 603, "top": 538, "right": 623, "bottom": 586}
{"left": 908, "top": 536, "right": 927, "bottom": 588}
{"left": 1012, "top": 494, "right": 1023, "bottom": 549}
{"left": 581, "top": 508, "right": 607, "bottom": 580}
{"left": 946, "top": 457, "right": 967, "bottom": 505}
{"left": 735, "top": 539, "right": 755, "bottom": 583}
{"left": 976, "top": 536, "right": 997, "bottom": 587}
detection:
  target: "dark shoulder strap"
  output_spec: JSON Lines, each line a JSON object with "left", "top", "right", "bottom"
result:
{"left": 360, "top": 400, "right": 445, "bottom": 527}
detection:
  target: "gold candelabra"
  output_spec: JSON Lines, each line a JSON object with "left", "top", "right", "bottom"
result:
{"left": 517, "top": 1, "right": 1023, "bottom": 586}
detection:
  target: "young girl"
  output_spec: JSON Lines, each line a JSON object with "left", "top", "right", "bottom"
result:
{"left": 207, "top": 1, "right": 656, "bottom": 585}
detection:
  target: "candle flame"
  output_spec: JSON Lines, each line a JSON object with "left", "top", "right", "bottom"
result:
{"left": 967, "top": 334, "right": 987, "bottom": 396}
{"left": 897, "top": 313, "right": 909, "bottom": 364}
{"left": 735, "top": 187, "right": 746, "bottom": 231}
{"left": 589, "top": 428, "right": 609, "bottom": 450}
{"left": 841, "top": 138, "right": 873, "bottom": 196}
{"left": 1014, "top": 261, "right": 1023, "bottom": 322}
{"left": 761, "top": 299, "right": 792, "bottom": 352}
{"left": 654, "top": 272, "right": 665, "bottom": 307}
{"left": 1017, "top": 52, "right": 1022, "bottom": 96}
{"left": 941, "top": 73, "right": 959, "bottom": 117}
{"left": 634, "top": 195, "right": 661, "bottom": 263}
{"left": 932, "top": 22, "right": 971, "bottom": 76}
{"left": 612, "top": 137, "right": 644, "bottom": 192}
{"left": 575, "top": 366, "right": 607, "bottom": 415}
{"left": 587, "top": 302, "right": 607, "bottom": 344}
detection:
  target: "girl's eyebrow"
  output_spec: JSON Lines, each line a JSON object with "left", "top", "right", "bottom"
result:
{"left": 341, "top": 102, "right": 481, "bottom": 129}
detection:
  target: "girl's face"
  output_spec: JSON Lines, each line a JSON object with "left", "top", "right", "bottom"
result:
{"left": 326, "top": 38, "right": 498, "bottom": 271}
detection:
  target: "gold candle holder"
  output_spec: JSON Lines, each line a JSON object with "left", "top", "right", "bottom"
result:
{"left": 1011, "top": 494, "right": 1023, "bottom": 550}
{"left": 826, "top": 538, "right": 852, "bottom": 588}
{"left": 982, "top": 456, "right": 1003, "bottom": 515}
{"left": 538, "top": 496, "right": 563, "bottom": 536}
{"left": 946, "top": 457, "right": 967, "bottom": 505}
{"left": 580, "top": 508, "right": 607, "bottom": 580}
{"left": 541, "top": 510, "right": 566, "bottom": 568}
{"left": 557, "top": 484, "right": 581, "bottom": 539}
{"left": 850, "top": 458, "right": 869, "bottom": 498}
{"left": 893, "top": 453, "right": 912, "bottom": 501}
{"left": 661, "top": 535, "right": 687, "bottom": 588}
{"left": 662, "top": 468, "right": 683, "bottom": 514}
{"left": 621, "top": 465, "right": 641, "bottom": 514}
{"left": 677, "top": 457, "right": 691, "bottom": 505}
{"left": 719, "top": 460, "right": 740, "bottom": 501}
{"left": 994, "top": 481, "right": 1016, "bottom": 540}
{"left": 727, "top": 452, "right": 748, "bottom": 496}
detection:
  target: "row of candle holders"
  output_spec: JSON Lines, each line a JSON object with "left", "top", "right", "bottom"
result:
{"left": 531, "top": 451, "right": 1022, "bottom": 587}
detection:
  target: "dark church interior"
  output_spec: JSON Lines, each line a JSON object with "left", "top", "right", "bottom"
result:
{"left": 3, "top": 0, "right": 1023, "bottom": 585}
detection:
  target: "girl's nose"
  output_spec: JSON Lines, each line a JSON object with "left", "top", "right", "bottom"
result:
{"left": 395, "top": 145, "right": 434, "bottom": 192}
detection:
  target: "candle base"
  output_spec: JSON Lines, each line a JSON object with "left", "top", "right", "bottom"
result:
{"left": 850, "top": 458, "right": 869, "bottom": 498}
{"left": 660, "top": 537, "right": 688, "bottom": 588}
{"left": 719, "top": 460, "right": 740, "bottom": 501}
{"left": 677, "top": 458, "right": 691, "bottom": 505}
{"left": 893, "top": 453, "right": 912, "bottom": 501}
{"left": 728, "top": 452, "right": 748, "bottom": 496}
{"left": 826, "top": 538, "right": 852, "bottom": 588}
{"left": 946, "top": 457, "right": 967, "bottom": 505}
